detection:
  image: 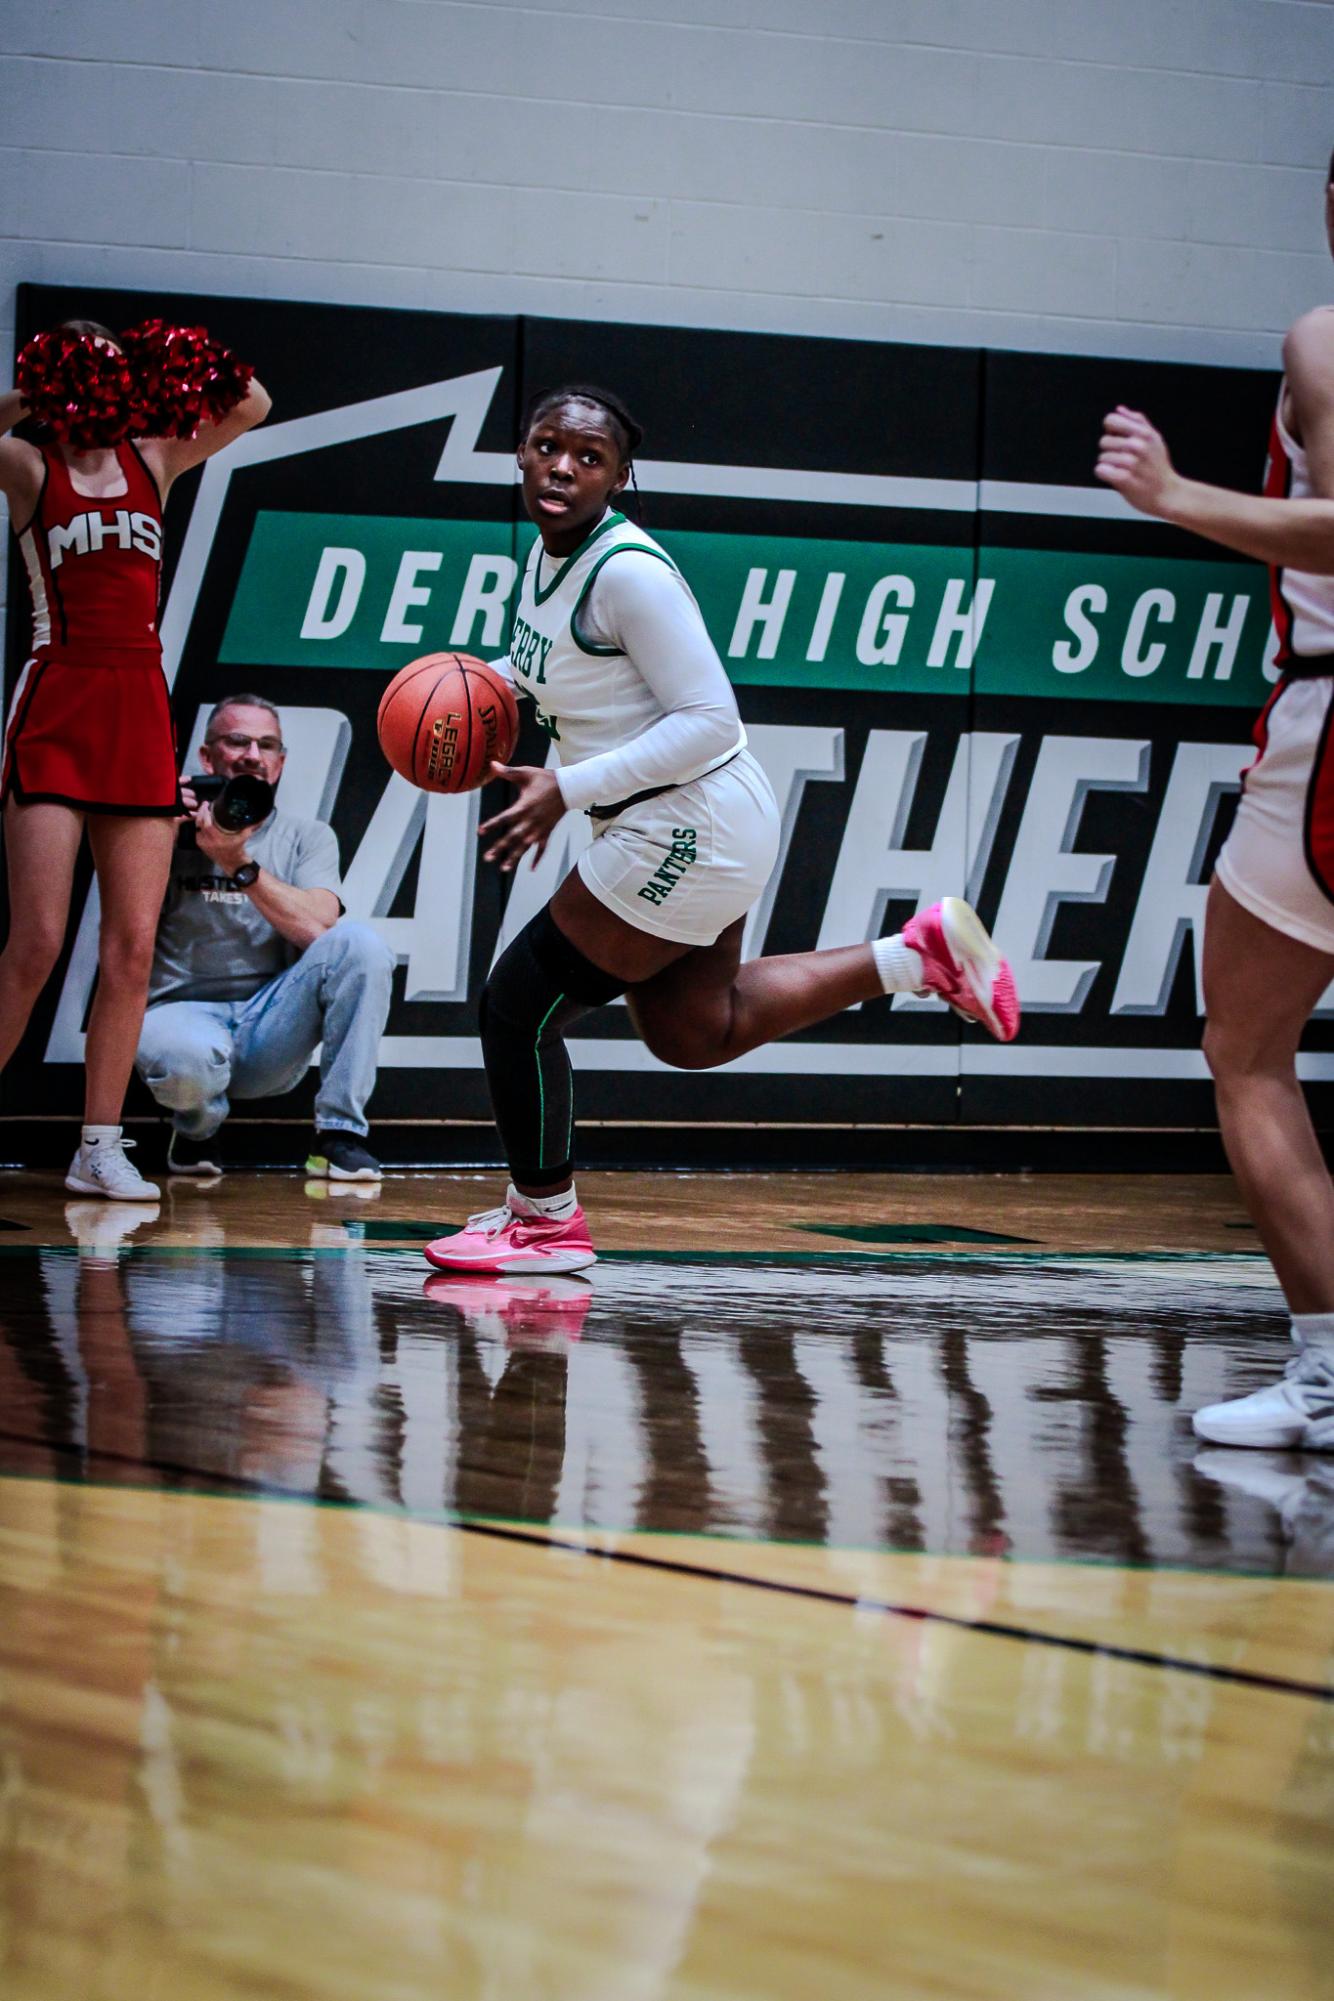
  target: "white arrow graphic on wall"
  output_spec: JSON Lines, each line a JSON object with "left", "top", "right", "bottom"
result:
{"left": 42, "top": 363, "right": 1221, "bottom": 1076}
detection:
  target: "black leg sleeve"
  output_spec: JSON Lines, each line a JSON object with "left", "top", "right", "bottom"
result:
{"left": 479, "top": 906, "right": 626, "bottom": 1188}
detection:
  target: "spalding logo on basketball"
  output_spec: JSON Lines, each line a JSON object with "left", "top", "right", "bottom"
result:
{"left": 376, "top": 653, "right": 520, "bottom": 794}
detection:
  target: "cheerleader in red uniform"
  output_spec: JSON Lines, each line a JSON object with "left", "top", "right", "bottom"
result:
{"left": 0, "top": 319, "right": 270, "bottom": 1199}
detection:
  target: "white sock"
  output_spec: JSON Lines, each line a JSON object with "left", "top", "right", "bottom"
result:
{"left": 872, "top": 935, "right": 925, "bottom": 995}
{"left": 1292, "top": 1311, "right": 1334, "bottom": 1351}
{"left": 81, "top": 1124, "right": 122, "bottom": 1149}
{"left": 510, "top": 1181, "right": 578, "bottom": 1222}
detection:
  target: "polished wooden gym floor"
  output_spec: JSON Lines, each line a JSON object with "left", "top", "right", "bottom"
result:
{"left": 2, "top": 1169, "right": 1331, "bottom": 2000}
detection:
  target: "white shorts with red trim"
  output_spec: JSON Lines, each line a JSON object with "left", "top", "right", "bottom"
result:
{"left": 1215, "top": 674, "right": 1334, "bottom": 955}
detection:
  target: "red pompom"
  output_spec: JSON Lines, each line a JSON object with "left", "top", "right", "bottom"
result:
{"left": 121, "top": 320, "right": 255, "bottom": 439}
{"left": 16, "top": 328, "right": 136, "bottom": 449}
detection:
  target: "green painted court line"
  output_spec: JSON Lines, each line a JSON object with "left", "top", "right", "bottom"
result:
{"left": 595, "top": 1247, "right": 1269, "bottom": 1265}
{"left": 0, "top": 1242, "right": 1272, "bottom": 1266}
{"left": 596, "top": 1248, "right": 1271, "bottom": 1266}
{"left": 349, "top": 1219, "right": 443, "bottom": 1241}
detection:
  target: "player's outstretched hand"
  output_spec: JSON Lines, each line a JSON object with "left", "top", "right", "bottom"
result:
{"left": 478, "top": 763, "right": 566, "bottom": 872}
{"left": 1095, "top": 407, "right": 1182, "bottom": 520}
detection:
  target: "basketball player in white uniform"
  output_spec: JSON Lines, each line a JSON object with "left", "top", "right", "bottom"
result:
{"left": 1097, "top": 150, "right": 1334, "bottom": 1450}
{"left": 425, "top": 385, "right": 1019, "bottom": 1277}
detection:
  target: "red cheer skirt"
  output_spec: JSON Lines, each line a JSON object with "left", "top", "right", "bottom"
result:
{"left": 1, "top": 649, "right": 180, "bottom": 815}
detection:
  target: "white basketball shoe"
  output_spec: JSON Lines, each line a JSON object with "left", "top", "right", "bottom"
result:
{"left": 1192, "top": 1335, "right": 1334, "bottom": 1450}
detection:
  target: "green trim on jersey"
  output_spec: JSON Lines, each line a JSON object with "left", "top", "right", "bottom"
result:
{"left": 532, "top": 510, "right": 625, "bottom": 606}
{"left": 571, "top": 544, "right": 681, "bottom": 657}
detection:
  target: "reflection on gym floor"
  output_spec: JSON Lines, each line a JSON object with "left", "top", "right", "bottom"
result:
{"left": 1, "top": 1222, "right": 1328, "bottom": 1578}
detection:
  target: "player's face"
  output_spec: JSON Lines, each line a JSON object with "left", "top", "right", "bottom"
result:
{"left": 518, "top": 401, "right": 630, "bottom": 553}
{"left": 201, "top": 704, "right": 286, "bottom": 782}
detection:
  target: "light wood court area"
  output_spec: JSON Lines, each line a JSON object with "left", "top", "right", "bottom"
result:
{"left": 2, "top": 1169, "right": 1332, "bottom": 1999}
{"left": 0, "top": 1162, "right": 1271, "bottom": 1252}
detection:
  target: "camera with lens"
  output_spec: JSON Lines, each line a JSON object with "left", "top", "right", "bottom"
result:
{"left": 179, "top": 772, "right": 276, "bottom": 847}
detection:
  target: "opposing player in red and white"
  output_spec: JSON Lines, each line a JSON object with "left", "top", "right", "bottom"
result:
{"left": 0, "top": 321, "right": 270, "bottom": 1200}
{"left": 425, "top": 384, "right": 1018, "bottom": 1278}
{"left": 1097, "top": 151, "right": 1334, "bottom": 1450}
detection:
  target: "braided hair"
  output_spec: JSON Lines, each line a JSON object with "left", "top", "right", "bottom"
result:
{"left": 521, "top": 383, "right": 646, "bottom": 517}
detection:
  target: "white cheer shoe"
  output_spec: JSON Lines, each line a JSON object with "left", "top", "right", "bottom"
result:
{"left": 65, "top": 1134, "right": 161, "bottom": 1203}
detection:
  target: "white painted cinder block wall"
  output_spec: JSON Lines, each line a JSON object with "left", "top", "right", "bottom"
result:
{"left": 7, "top": 0, "right": 1330, "bottom": 635}
{"left": 3, "top": 0, "right": 1332, "bottom": 368}
{"left": 1, "top": 0, "right": 1332, "bottom": 641}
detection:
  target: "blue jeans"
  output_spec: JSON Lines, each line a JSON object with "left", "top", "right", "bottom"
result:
{"left": 137, "top": 921, "right": 395, "bottom": 1139}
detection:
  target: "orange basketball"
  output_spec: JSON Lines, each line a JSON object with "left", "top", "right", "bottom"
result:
{"left": 376, "top": 653, "right": 519, "bottom": 794}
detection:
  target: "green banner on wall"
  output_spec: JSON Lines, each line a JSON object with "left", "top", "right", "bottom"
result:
{"left": 220, "top": 511, "right": 1272, "bottom": 709}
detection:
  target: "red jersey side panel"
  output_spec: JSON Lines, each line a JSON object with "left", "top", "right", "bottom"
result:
{"left": 1305, "top": 689, "right": 1334, "bottom": 905}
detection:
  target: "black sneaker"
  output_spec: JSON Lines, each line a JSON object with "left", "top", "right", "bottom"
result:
{"left": 167, "top": 1127, "right": 224, "bottom": 1178}
{"left": 305, "top": 1130, "right": 382, "bottom": 1182}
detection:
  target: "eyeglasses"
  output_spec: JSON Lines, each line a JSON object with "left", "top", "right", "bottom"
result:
{"left": 207, "top": 732, "right": 285, "bottom": 754}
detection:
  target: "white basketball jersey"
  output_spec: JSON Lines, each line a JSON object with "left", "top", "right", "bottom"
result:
{"left": 507, "top": 509, "right": 744, "bottom": 800}
{"left": 1266, "top": 393, "right": 1334, "bottom": 664}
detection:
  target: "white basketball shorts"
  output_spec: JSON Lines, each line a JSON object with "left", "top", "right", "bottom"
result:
{"left": 1215, "top": 673, "right": 1334, "bottom": 955}
{"left": 578, "top": 749, "right": 781, "bottom": 947}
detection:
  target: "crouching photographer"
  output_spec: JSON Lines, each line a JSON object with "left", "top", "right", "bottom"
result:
{"left": 136, "top": 694, "right": 394, "bottom": 1181}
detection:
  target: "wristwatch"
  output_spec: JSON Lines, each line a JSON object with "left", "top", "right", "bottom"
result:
{"left": 231, "top": 860, "right": 260, "bottom": 889}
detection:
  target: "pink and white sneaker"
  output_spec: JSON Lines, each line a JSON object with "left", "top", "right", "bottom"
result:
{"left": 901, "top": 897, "right": 1020, "bottom": 1043}
{"left": 423, "top": 1187, "right": 598, "bottom": 1276}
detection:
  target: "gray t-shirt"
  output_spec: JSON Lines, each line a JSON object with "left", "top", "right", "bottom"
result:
{"left": 148, "top": 810, "right": 344, "bottom": 1006}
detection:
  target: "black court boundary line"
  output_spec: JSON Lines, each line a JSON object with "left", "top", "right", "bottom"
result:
{"left": 457, "top": 1519, "right": 1334, "bottom": 1708}
{"left": 2, "top": 1438, "right": 1330, "bottom": 1710}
